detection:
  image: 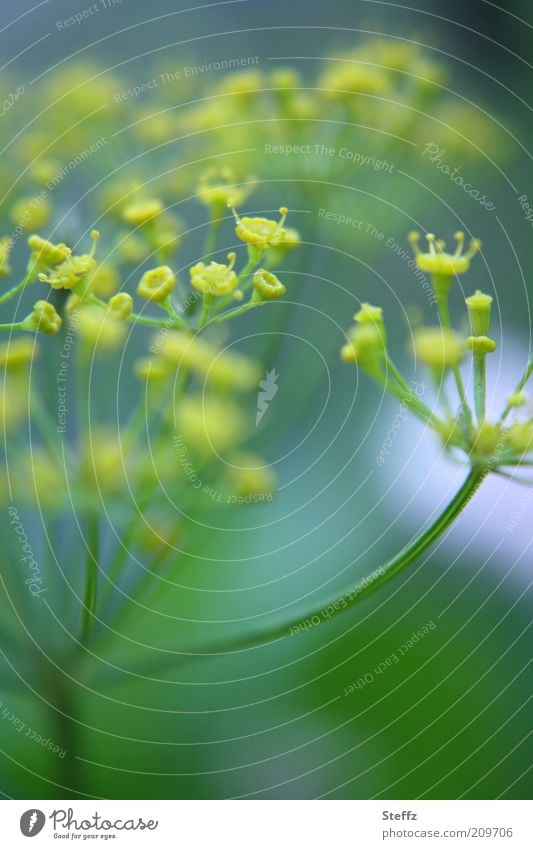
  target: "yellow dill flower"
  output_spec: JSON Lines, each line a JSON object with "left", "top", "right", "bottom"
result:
{"left": 252, "top": 269, "right": 286, "bottom": 300}
{"left": 409, "top": 231, "right": 481, "bottom": 276}
{"left": 267, "top": 227, "right": 302, "bottom": 267}
{"left": 508, "top": 423, "right": 533, "bottom": 454}
{"left": 189, "top": 253, "right": 238, "bottom": 296}
{"left": 150, "top": 215, "right": 183, "bottom": 259}
{"left": 76, "top": 307, "right": 125, "bottom": 350}
{"left": 122, "top": 199, "right": 163, "bottom": 227}
{"left": 320, "top": 60, "right": 390, "bottom": 96}
{"left": 22, "top": 300, "right": 62, "bottom": 335}
{"left": 230, "top": 205, "right": 288, "bottom": 251}
{"left": 472, "top": 422, "right": 501, "bottom": 456}
{"left": 88, "top": 262, "right": 120, "bottom": 298}
{"left": 0, "top": 379, "right": 27, "bottom": 432}
{"left": 0, "top": 337, "right": 38, "bottom": 369}
{"left": 217, "top": 69, "right": 264, "bottom": 100}
{"left": 81, "top": 429, "right": 131, "bottom": 494}
{"left": 175, "top": 395, "right": 246, "bottom": 455}
{"left": 27, "top": 158, "right": 62, "bottom": 186}
{"left": 133, "top": 356, "right": 171, "bottom": 383}
{"left": 28, "top": 234, "right": 71, "bottom": 267}
{"left": 413, "top": 327, "right": 465, "bottom": 369}
{"left": 0, "top": 237, "right": 12, "bottom": 276}
{"left": 197, "top": 168, "right": 253, "bottom": 212}
{"left": 17, "top": 450, "right": 64, "bottom": 508}
{"left": 226, "top": 452, "right": 276, "bottom": 499}
{"left": 116, "top": 232, "right": 151, "bottom": 265}
{"left": 159, "top": 332, "right": 259, "bottom": 391}
{"left": 270, "top": 68, "right": 301, "bottom": 90}
{"left": 10, "top": 197, "right": 52, "bottom": 232}
{"left": 137, "top": 266, "right": 176, "bottom": 302}
{"left": 38, "top": 231, "right": 99, "bottom": 290}
{"left": 108, "top": 292, "right": 133, "bottom": 319}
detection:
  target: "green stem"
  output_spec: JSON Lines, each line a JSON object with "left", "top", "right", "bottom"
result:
{"left": 80, "top": 514, "right": 99, "bottom": 647}
{"left": 437, "top": 293, "right": 473, "bottom": 429}
{"left": 184, "top": 465, "right": 488, "bottom": 654}
{"left": 500, "top": 358, "right": 533, "bottom": 422}
{"left": 210, "top": 300, "right": 264, "bottom": 326}
{"left": 473, "top": 353, "right": 486, "bottom": 425}
{"left": 373, "top": 366, "right": 446, "bottom": 431}
{"left": 0, "top": 321, "right": 24, "bottom": 330}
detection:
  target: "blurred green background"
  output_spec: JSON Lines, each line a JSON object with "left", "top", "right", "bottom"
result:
{"left": 0, "top": 0, "right": 532, "bottom": 799}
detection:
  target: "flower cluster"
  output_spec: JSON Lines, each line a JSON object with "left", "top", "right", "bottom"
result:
{"left": 342, "top": 230, "right": 533, "bottom": 472}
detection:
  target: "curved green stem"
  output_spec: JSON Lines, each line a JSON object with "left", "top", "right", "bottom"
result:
{"left": 500, "top": 358, "right": 533, "bottom": 422}
{"left": 186, "top": 465, "right": 488, "bottom": 654}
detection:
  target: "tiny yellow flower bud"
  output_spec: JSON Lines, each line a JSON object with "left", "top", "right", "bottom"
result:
{"left": 230, "top": 204, "right": 288, "bottom": 250}
{"left": 137, "top": 266, "right": 176, "bottom": 302}
{"left": 413, "top": 327, "right": 465, "bottom": 370}
{"left": 0, "top": 237, "right": 12, "bottom": 276}
{"left": 22, "top": 300, "right": 62, "bottom": 335}
{"left": 28, "top": 234, "right": 71, "bottom": 266}
{"left": 108, "top": 292, "right": 133, "bottom": 319}
{"left": 465, "top": 335, "right": 497, "bottom": 355}
{"left": 508, "top": 423, "right": 533, "bottom": 455}
{"left": 507, "top": 391, "right": 527, "bottom": 409}
{"left": 252, "top": 269, "right": 286, "bottom": 300}
{"left": 353, "top": 303, "right": 384, "bottom": 325}
{"left": 465, "top": 290, "right": 493, "bottom": 337}
{"left": 122, "top": 199, "right": 163, "bottom": 226}
{"left": 341, "top": 323, "right": 386, "bottom": 372}
{"left": 189, "top": 254, "right": 238, "bottom": 297}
